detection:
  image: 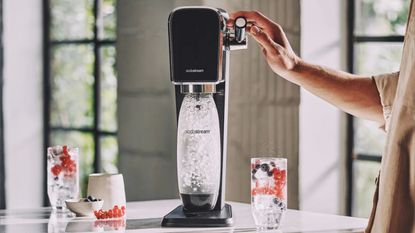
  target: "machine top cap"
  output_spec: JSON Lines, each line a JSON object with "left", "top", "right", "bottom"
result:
{"left": 168, "top": 7, "right": 226, "bottom": 84}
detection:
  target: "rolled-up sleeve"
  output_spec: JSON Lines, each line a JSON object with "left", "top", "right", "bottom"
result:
{"left": 372, "top": 72, "right": 399, "bottom": 131}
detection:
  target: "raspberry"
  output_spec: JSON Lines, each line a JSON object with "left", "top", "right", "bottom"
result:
{"left": 108, "top": 210, "right": 113, "bottom": 218}
{"left": 51, "top": 164, "right": 62, "bottom": 176}
{"left": 119, "top": 208, "right": 123, "bottom": 216}
{"left": 275, "top": 189, "right": 284, "bottom": 199}
{"left": 63, "top": 145, "right": 69, "bottom": 156}
{"left": 281, "top": 170, "right": 286, "bottom": 180}
{"left": 114, "top": 210, "right": 118, "bottom": 217}
{"left": 98, "top": 209, "right": 104, "bottom": 219}
{"left": 273, "top": 168, "right": 280, "bottom": 177}
{"left": 112, "top": 208, "right": 118, "bottom": 217}
{"left": 67, "top": 163, "right": 76, "bottom": 172}
{"left": 60, "top": 155, "right": 69, "bottom": 162}
{"left": 121, "top": 206, "right": 126, "bottom": 216}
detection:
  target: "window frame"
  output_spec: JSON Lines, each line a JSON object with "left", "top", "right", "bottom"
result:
{"left": 0, "top": 0, "right": 5, "bottom": 210}
{"left": 346, "top": 0, "right": 405, "bottom": 216}
{"left": 42, "top": 0, "right": 117, "bottom": 206}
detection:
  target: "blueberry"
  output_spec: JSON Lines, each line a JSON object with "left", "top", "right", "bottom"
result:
{"left": 252, "top": 174, "right": 257, "bottom": 180}
{"left": 278, "top": 202, "right": 286, "bottom": 210}
{"left": 87, "top": 195, "right": 96, "bottom": 202}
{"left": 255, "top": 164, "right": 260, "bottom": 170}
{"left": 273, "top": 198, "right": 280, "bottom": 205}
{"left": 252, "top": 169, "right": 257, "bottom": 174}
{"left": 260, "top": 163, "right": 270, "bottom": 172}
{"left": 270, "top": 161, "right": 276, "bottom": 167}
{"left": 267, "top": 171, "right": 273, "bottom": 177}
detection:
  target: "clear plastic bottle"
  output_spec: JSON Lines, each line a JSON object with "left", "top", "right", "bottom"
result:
{"left": 177, "top": 93, "right": 221, "bottom": 211}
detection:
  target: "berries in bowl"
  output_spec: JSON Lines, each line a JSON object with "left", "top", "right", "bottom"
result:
{"left": 66, "top": 196, "right": 103, "bottom": 217}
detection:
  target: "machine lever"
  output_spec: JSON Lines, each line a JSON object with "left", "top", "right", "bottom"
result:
{"left": 235, "top": 17, "right": 247, "bottom": 43}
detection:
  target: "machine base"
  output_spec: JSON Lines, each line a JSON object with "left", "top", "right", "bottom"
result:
{"left": 161, "top": 204, "right": 233, "bottom": 227}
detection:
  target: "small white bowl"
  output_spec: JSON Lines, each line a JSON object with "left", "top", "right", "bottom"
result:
{"left": 66, "top": 199, "right": 104, "bottom": 217}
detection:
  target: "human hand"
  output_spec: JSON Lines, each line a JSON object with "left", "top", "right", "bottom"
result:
{"left": 228, "top": 11, "right": 300, "bottom": 78}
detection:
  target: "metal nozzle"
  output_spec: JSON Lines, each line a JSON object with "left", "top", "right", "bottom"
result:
{"left": 180, "top": 84, "right": 216, "bottom": 94}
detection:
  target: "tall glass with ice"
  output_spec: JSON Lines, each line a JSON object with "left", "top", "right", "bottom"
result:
{"left": 47, "top": 145, "right": 79, "bottom": 210}
{"left": 251, "top": 157, "right": 287, "bottom": 230}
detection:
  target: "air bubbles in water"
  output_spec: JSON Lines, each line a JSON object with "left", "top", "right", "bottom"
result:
{"left": 177, "top": 94, "right": 221, "bottom": 196}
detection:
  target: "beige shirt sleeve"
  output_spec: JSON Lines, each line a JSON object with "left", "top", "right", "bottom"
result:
{"left": 372, "top": 72, "right": 399, "bottom": 131}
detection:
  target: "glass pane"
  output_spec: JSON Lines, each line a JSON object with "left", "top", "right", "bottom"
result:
{"left": 354, "top": 118, "right": 386, "bottom": 155}
{"left": 50, "top": 131, "right": 94, "bottom": 196}
{"left": 100, "top": 46, "right": 117, "bottom": 131}
{"left": 99, "top": 0, "right": 116, "bottom": 39}
{"left": 51, "top": 45, "right": 94, "bottom": 128}
{"left": 354, "top": 42, "right": 403, "bottom": 76}
{"left": 355, "top": 0, "right": 410, "bottom": 36}
{"left": 100, "top": 136, "right": 118, "bottom": 174}
{"left": 352, "top": 160, "right": 381, "bottom": 218}
{"left": 51, "top": 0, "right": 94, "bottom": 40}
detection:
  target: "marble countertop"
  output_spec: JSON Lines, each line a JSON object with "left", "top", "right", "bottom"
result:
{"left": 0, "top": 199, "right": 367, "bottom": 232}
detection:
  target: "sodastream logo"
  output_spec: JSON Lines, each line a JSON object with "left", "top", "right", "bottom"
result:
{"left": 184, "top": 129, "right": 211, "bottom": 134}
{"left": 185, "top": 68, "right": 204, "bottom": 73}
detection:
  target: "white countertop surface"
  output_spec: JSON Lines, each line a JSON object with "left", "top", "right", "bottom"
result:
{"left": 0, "top": 199, "right": 367, "bottom": 232}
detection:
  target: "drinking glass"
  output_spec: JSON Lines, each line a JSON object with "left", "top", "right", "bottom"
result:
{"left": 251, "top": 157, "right": 287, "bottom": 230}
{"left": 47, "top": 145, "right": 79, "bottom": 210}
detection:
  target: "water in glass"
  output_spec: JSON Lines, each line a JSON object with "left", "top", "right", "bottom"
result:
{"left": 47, "top": 145, "right": 79, "bottom": 210}
{"left": 251, "top": 158, "right": 287, "bottom": 230}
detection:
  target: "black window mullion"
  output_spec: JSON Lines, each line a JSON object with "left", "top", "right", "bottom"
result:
{"left": 50, "top": 126, "right": 116, "bottom": 136}
{"left": 92, "top": 0, "right": 101, "bottom": 173}
{"left": 346, "top": 0, "right": 355, "bottom": 217}
{"left": 42, "top": 0, "right": 51, "bottom": 207}
{"left": 0, "top": 0, "right": 5, "bottom": 209}
{"left": 354, "top": 35, "right": 405, "bottom": 43}
{"left": 50, "top": 39, "right": 115, "bottom": 46}
{"left": 354, "top": 153, "right": 382, "bottom": 162}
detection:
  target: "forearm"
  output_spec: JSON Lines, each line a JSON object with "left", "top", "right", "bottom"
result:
{"left": 228, "top": 11, "right": 384, "bottom": 124}
{"left": 286, "top": 59, "right": 384, "bottom": 123}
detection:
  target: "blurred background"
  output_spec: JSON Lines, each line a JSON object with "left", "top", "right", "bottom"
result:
{"left": 0, "top": 0, "right": 408, "bottom": 218}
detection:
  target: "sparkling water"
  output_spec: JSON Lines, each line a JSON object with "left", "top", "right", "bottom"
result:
{"left": 251, "top": 158, "right": 287, "bottom": 230}
{"left": 252, "top": 194, "right": 284, "bottom": 230}
{"left": 177, "top": 94, "right": 221, "bottom": 207}
{"left": 47, "top": 146, "right": 79, "bottom": 210}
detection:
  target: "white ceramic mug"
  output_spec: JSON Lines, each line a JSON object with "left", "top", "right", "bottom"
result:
{"left": 87, "top": 173, "right": 126, "bottom": 211}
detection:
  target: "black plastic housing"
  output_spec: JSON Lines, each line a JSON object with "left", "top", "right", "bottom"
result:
{"left": 168, "top": 7, "right": 224, "bottom": 83}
